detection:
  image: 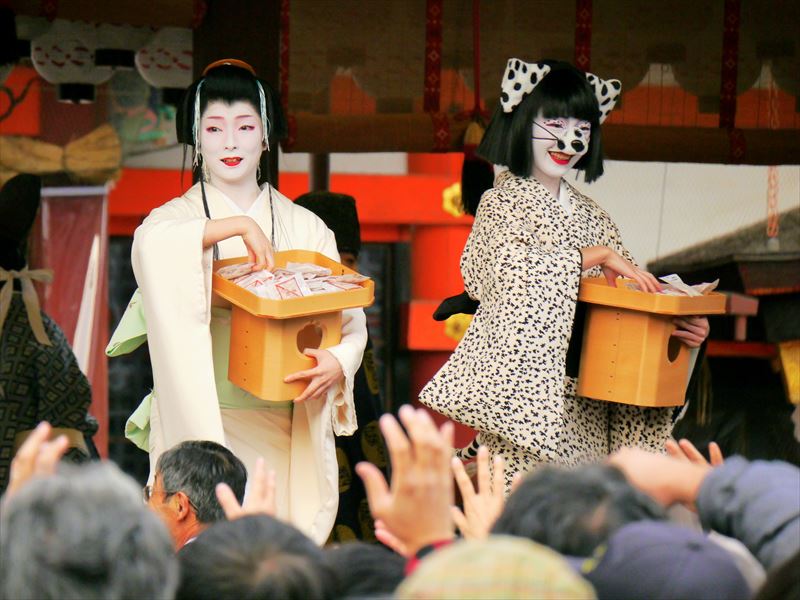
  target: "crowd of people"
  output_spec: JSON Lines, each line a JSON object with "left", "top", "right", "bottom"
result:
{"left": 1, "top": 411, "right": 798, "bottom": 599}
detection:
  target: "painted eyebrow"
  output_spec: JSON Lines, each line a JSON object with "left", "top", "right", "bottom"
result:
{"left": 203, "top": 115, "right": 258, "bottom": 120}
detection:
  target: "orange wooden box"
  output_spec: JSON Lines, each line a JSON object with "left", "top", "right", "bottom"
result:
{"left": 576, "top": 277, "right": 726, "bottom": 407}
{"left": 212, "top": 250, "right": 374, "bottom": 401}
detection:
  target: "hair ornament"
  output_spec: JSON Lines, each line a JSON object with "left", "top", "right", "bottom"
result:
{"left": 584, "top": 72, "right": 621, "bottom": 124}
{"left": 256, "top": 80, "right": 271, "bottom": 152}
{"left": 500, "top": 57, "right": 622, "bottom": 123}
{"left": 192, "top": 79, "right": 204, "bottom": 164}
{"left": 500, "top": 59, "right": 551, "bottom": 113}
{"left": 202, "top": 58, "right": 256, "bottom": 76}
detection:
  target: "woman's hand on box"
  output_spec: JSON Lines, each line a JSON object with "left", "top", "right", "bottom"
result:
{"left": 285, "top": 348, "right": 344, "bottom": 403}
{"left": 203, "top": 216, "right": 274, "bottom": 272}
{"left": 240, "top": 217, "right": 274, "bottom": 272}
{"left": 671, "top": 316, "right": 709, "bottom": 347}
{"left": 581, "top": 246, "right": 662, "bottom": 293}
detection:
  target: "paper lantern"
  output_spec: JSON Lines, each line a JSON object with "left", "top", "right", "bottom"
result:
{"left": 135, "top": 27, "right": 192, "bottom": 106}
{"left": 135, "top": 26, "right": 192, "bottom": 106}
{"left": 31, "top": 19, "right": 113, "bottom": 103}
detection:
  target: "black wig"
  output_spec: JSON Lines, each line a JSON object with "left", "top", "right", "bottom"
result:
{"left": 175, "top": 63, "right": 287, "bottom": 186}
{"left": 477, "top": 60, "right": 606, "bottom": 183}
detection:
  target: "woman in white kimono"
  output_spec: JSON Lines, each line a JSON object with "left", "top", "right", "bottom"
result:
{"left": 107, "top": 60, "right": 367, "bottom": 544}
{"left": 419, "top": 59, "right": 709, "bottom": 487}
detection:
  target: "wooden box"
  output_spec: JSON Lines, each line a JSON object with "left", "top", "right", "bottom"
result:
{"left": 212, "top": 250, "right": 374, "bottom": 401}
{"left": 576, "top": 277, "right": 726, "bottom": 407}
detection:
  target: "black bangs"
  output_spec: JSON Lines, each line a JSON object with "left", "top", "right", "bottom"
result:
{"left": 532, "top": 65, "right": 600, "bottom": 125}
{"left": 175, "top": 64, "right": 287, "bottom": 146}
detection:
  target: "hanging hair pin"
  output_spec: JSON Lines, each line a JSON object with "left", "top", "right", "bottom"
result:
{"left": 257, "top": 80, "right": 271, "bottom": 152}
{"left": 192, "top": 79, "right": 204, "bottom": 158}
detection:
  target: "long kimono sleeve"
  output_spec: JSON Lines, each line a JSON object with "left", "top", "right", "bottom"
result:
{"left": 130, "top": 201, "right": 226, "bottom": 455}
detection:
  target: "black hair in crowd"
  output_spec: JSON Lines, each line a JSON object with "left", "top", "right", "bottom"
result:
{"left": 176, "top": 63, "right": 287, "bottom": 187}
{"left": 176, "top": 515, "right": 335, "bottom": 600}
{"left": 477, "top": 60, "right": 606, "bottom": 183}
{"left": 491, "top": 464, "right": 666, "bottom": 557}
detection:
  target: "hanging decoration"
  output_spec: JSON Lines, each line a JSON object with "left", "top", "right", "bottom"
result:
{"left": 423, "top": 0, "right": 443, "bottom": 113}
{"left": 0, "top": 123, "right": 121, "bottom": 187}
{"left": 457, "top": 0, "right": 493, "bottom": 217}
{"left": 574, "top": 0, "right": 592, "bottom": 72}
{"left": 134, "top": 27, "right": 192, "bottom": 106}
{"left": 94, "top": 23, "right": 153, "bottom": 69}
{"left": 766, "top": 64, "right": 780, "bottom": 248}
{"left": 718, "top": 0, "right": 741, "bottom": 130}
{"left": 30, "top": 19, "right": 113, "bottom": 103}
{"left": 279, "top": 0, "right": 296, "bottom": 151}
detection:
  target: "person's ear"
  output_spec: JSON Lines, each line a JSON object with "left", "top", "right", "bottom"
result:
{"left": 173, "top": 492, "right": 194, "bottom": 521}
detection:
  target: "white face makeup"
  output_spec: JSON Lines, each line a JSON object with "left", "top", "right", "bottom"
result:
{"left": 199, "top": 100, "right": 263, "bottom": 186}
{"left": 531, "top": 112, "right": 591, "bottom": 183}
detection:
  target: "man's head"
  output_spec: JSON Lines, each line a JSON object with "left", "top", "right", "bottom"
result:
{"left": 176, "top": 514, "right": 335, "bottom": 600}
{"left": 492, "top": 464, "right": 666, "bottom": 556}
{"left": 148, "top": 440, "right": 247, "bottom": 548}
{"left": 0, "top": 462, "right": 177, "bottom": 600}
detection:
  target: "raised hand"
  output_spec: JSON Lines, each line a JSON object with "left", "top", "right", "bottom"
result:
{"left": 4, "top": 422, "right": 70, "bottom": 500}
{"left": 666, "top": 438, "right": 724, "bottom": 467}
{"left": 608, "top": 447, "right": 710, "bottom": 507}
{"left": 356, "top": 406, "right": 455, "bottom": 556}
{"left": 215, "top": 457, "right": 277, "bottom": 520}
{"left": 450, "top": 446, "right": 506, "bottom": 540}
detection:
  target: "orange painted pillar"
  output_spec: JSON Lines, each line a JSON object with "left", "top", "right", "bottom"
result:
{"left": 403, "top": 155, "right": 478, "bottom": 446}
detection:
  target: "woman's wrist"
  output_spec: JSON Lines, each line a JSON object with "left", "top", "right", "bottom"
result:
{"left": 203, "top": 216, "right": 248, "bottom": 247}
{"left": 580, "top": 245, "right": 609, "bottom": 270}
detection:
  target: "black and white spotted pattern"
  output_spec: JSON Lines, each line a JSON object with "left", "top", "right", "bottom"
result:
{"left": 418, "top": 172, "right": 672, "bottom": 490}
{"left": 500, "top": 58, "right": 551, "bottom": 113}
{"left": 585, "top": 72, "right": 622, "bottom": 123}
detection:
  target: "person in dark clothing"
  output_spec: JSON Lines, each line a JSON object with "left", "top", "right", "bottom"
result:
{"left": 294, "top": 191, "right": 389, "bottom": 541}
{"left": 0, "top": 174, "right": 97, "bottom": 492}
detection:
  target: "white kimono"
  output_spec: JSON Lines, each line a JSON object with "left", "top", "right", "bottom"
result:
{"left": 107, "top": 182, "right": 367, "bottom": 544}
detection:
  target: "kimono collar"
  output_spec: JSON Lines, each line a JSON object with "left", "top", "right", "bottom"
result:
{"left": 498, "top": 172, "right": 581, "bottom": 204}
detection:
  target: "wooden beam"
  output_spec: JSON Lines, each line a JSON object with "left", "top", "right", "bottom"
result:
{"left": 8, "top": 1, "right": 196, "bottom": 27}
{"left": 284, "top": 113, "right": 800, "bottom": 165}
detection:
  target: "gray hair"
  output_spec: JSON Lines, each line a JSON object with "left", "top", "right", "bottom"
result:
{"left": 0, "top": 462, "right": 178, "bottom": 600}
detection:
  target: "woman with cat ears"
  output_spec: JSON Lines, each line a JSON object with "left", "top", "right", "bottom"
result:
{"left": 108, "top": 59, "right": 368, "bottom": 544}
{"left": 419, "top": 59, "right": 709, "bottom": 488}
